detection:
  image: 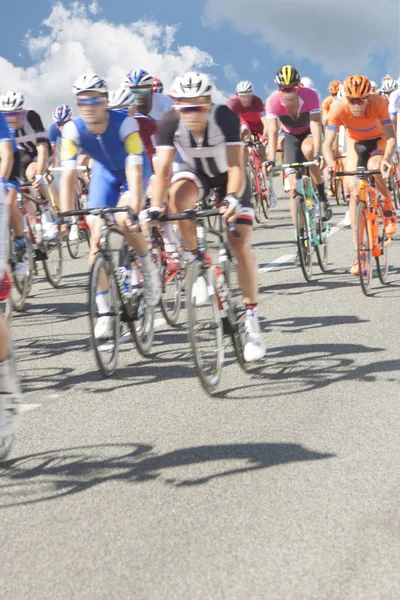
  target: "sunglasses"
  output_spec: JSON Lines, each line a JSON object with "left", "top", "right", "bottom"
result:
{"left": 76, "top": 97, "right": 105, "bottom": 106}
{"left": 280, "top": 87, "right": 297, "bottom": 93}
{"left": 347, "top": 97, "right": 368, "bottom": 105}
{"left": 175, "top": 104, "right": 210, "bottom": 113}
{"left": 2, "top": 111, "right": 23, "bottom": 118}
{"left": 131, "top": 88, "right": 152, "bottom": 95}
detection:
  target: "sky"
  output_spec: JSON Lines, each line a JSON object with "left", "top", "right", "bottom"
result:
{"left": 0, "top": 0, "right": 398, "bottom": 123}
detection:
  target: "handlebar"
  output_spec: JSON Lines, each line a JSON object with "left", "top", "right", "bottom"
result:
{"left": 335, "top": 169, "right": 382, "bottom": 177}
{"left": 159, "top": 207, "right": 241, "bottom": 237}
{"left": 48, "top": 166, "right": 89, "bottom": 173}
{"left": 60, "top": 206, "right": 138, "bottom": 222}
{"left": 272, "top": 161, "right": 316, "bottom": 172}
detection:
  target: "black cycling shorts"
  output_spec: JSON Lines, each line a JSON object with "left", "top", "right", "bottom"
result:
{"left": 283, "top": 130, "right": 312, "bottom": 166}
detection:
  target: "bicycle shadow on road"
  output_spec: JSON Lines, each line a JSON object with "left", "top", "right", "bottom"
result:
{"left": 0, "top": 442, "right": 335, "bottom": 508}
{"left": 217, "top": 342, "right": 398, "bottom": 399}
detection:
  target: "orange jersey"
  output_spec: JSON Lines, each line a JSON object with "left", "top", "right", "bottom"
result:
{"left": 322, "top": 95, "right": 334, "bottom": 117}
{"left": 327, "top": 95, "right": 392, "bottom": 141}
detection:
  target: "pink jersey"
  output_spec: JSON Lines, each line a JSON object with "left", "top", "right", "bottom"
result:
{"left": 265, "top": 87, "right": 321, "bottom": 135}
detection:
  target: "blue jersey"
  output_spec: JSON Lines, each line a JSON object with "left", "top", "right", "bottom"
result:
{"left": 0, "top": 113, "right": 17, "bottom": 152}
{"left": 48, "top": 122, "right": 62, "bottom": 146}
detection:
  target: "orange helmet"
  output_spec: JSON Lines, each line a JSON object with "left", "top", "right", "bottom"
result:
{"left": 344, "top": 75, "right": 371, "bottom": 99}
{"left": 329, "top": 80, "right": 341, "bottom": 96}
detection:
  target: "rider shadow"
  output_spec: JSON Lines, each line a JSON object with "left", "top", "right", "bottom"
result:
{"left": 266, "top": 315, "right": 369, "bottom": 334}
{"left": 0, "top": 441, "right": 336, "bottom": 507}
{"left": 216, "top": 342, "right": 394, "bottom": 400}
{"left": 259, "top": 275, "right": 359, "bottom": 296}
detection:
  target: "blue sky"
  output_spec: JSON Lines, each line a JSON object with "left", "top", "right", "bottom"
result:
{"left": 0, "top": 0, "right": 398, "bottom": 112}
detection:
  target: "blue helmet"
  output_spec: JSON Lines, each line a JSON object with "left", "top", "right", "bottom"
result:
{"left": 53, "top": 104, "right": 72, "bottom": 124}
{"left": 122, "top": 69, "right": 155, "bottom": 89}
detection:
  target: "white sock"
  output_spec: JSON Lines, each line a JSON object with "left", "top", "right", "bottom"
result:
{"left": 0, "top": 359, "right": 13, "bottom": 394}
{"left": 96, "top": 291, "right": 109, "bottom": 315}
{"left": 137, "top": 251, "right": 152, "bottom": 274}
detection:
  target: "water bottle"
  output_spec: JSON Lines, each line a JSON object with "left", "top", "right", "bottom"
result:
{"left": 80, "top": 193, "right": 88, "bottom": 210}
{"left": 119, "top": 264, "right": 132, "bottom": 297}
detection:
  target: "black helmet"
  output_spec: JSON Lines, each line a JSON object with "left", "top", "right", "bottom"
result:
{"left": 274, "top": 65, "right": 301, "bottom": 88}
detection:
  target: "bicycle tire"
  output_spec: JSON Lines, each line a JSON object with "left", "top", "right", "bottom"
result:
{"left": 66, "top": 221, "right": 80, "bottom": 259}
{"left": 186, "top": 260, "right": 223, "bottom": 395}
{"left": 391, "top": 173, "right": 400, "bottom": 211}
{"left": 10, "top": 237, "right": 34, "bottom": 312}
{"left": 0, "top": 312, "right": 22, "bottom": 462}
{"left": 315, "top": 217, "right": 329, "bottom": 273}
{"left": 295, "top": 196, "right": 313, "bottom": 282}
{"left": 356, "top": 200, "right": 372, "bottom": 296}
{"left": 43, "top": 239, "right": 63, "bottom": 288}
{"left": 130, "top": 297, "right": 155, "bottom": 357}
{"left": 375, "top": 203, "right": 389, "bottom": 285}
{"left": 89, "top": 253, "right": 120, "bottom": 376}
{"left": 160, "top": 268, "right": 182, "bottom": 327}
{"left": 261, "top": 181, "right": 270, "bottom": 220}
{"left": 250, "top": 165, "right": 262, "bottom": 224}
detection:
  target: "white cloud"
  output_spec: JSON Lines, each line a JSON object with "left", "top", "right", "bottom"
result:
{"left": 251, "top": 59, "right": 260, "bottom": 72}
{"left": 0, "top": 2, "right": 222, "bottom": 124}
{"left": 223, "top": 64, "right": 239, "bottom": 82}
{"left": 203, "top": 0, "right": 399, "bottom": 76}
{"left": 88, "top": 1, "right": 100, "bottom": 15}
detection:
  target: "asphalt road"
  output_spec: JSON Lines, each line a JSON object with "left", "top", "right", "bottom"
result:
{"left": 1, "top": 182, "right": 400, "bottom": 599}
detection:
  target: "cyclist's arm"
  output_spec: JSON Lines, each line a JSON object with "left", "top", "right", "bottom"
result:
{"left": 123, "top": 130, "right": 144, "bottom": 215}
{"left": 309, "top": 112, "right": 322, "bottom": 154}
{"left": 322, "top": 127, "right": 338, "bottom": 168}
{"left": 152, "top": 148, "right": 176, "bottom": 208}
{"left": 266, "top": 117, "right": 279, "bottom": 161}
{"left": 0, "top": 140, "right": 13, "bottom": 181}
{"left": 59, "top": 124, "right": 79, "bottom": 212}
{"left": 382, "top": 123, "right": 396, "bottom": 162}
{"left": 36, "top": 142, "right": 48, "bottom": 177}
{"left": 226, "top": 145, "right": 244, "bottom": 195}
{"left": 261, "top": 115, "right": 268, "bottom": 138}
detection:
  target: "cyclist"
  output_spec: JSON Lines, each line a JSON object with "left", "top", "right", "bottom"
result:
{"left": 227, "top": 81, "right": 269, "bottom": 180}
{"left": 322, "top": 80, "right": 341, "bottom": 128}
{"left": 380, "top": 78, "right": 398, "bottom": 103}
{"left": 48, "top": 104, "right": 73, "bottom": 158}
{"left": 0, "top": 114, "right": 19, "bottom": 444}
{"left": 370, "top": 81, "right": 379, "bottom": 94}
{"left": 265, "top": 65, "right": 331, "bottom": 225}
{"left": 59, "top": 73, "right": 161, "bottom": 338}
{"left": 300, "top": 76, "right": 322, "bottom": 101}
{"left": 151, "top": 71, "right": 266, "bottom": 362}
{"left": 121, "top": 69, "right": 173, "bottom": 121}
{"left": 323, "top": 75, "right": 397, "bottom": 274}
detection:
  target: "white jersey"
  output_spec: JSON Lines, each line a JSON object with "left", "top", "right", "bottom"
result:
{"left": 148, "top": 94, "right": 174, "bottom": 122}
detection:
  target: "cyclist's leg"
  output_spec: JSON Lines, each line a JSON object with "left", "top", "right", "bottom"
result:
{"left": 169, "top": 170, "right": 207, "bottom": 253}
{"left": 301, "top": 135, "right": 330, "bottom": 216}
{"left": 283, "top": 132, "right": 304, "bottom": 224}
{"left": 367, "top": 139, "right": 397, "bottom": 235}
{"left": 345, "top": 138, "right": 360, "bottom": 251}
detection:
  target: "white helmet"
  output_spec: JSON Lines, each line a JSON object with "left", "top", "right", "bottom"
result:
{"left": 370, "top": 80, "right": 378, "bottom": 90}
{"left": 73, "top": 73, "right": 108, "bottom": 95}
{"left": 171, "top": 72, "right": 213, "bottom": 98}
{"left": 236, "top": 81, "right": 254, "bottom": 95}
{"left": 300, "top": 76, "right": 313, "bottom": 88}
{"left": 337, "top": 83, "right": 346, "bottom": 98}
{"left": 381, "top": 78, "right": 398, "bottom": 93}
{"left": 0, "top": 90, "right": 24, "bottom": 111}
{"left": 108, "top": 87, "right": 136, "bottom": 109}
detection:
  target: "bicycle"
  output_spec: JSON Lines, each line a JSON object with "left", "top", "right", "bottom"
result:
{"left": 272, "top": 161, "right": 330, "bottom": 281}
{"left": 387, "top": 152, "right": 400, "bottom": 210}
{"left": 166, "top": 206, "right": 251, "bottom": 395}
{"left": 329, "top": 155, "right": 346, "bottom": 205}
{"left": 8, "top": 230, "right": 34, "bottom": 312}
{"left": 0, "top": 284, "right": 22, "bottom": 462}
{"left": 246, "top": 136, "right": 270, "bottom": 223}
{"left": 61, "top": 206, "right": 155, "bottom": 377}
{"left": 18, "top": 182, "right": 63, "bottom": 288}
{"left": 336, "top": 167, "right": 391, "bottom": 296}
{"left": 146, "top": 215, "right": 182, "bottom": 327}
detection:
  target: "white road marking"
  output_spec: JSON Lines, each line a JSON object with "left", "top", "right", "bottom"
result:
{"left": 20, "top": 403, "right": 42, "bottom": 413}
{"left": 258, "top": 218, "right": 347, "bottom": 274}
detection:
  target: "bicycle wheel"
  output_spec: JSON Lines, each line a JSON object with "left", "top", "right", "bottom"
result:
{"left": 261, "top": 186, "right": 270, "bottom": 220}
{"left": 390, "top": 172, "right": 399, "bottom": 211}
{"left": 10, "top": 237, "right": 34, "bottom": 312}
{"left": 130, "top": 295, "right": 155, "bottom": 357}
{"left": 0, "top": 314, "right": 22, "bottom": 462}
{"left": 356, "top": 201, "right": 372, "bottom": 296}
{"left": 295, "top": 196, "right": 313, "bottom": 282}
{"left": 315, "top": 218, "right": 329, "bottom": 273}
{"left": 187, "top": 260, "right": 224, "bottom": 395}
{"left": 89, "top": 253, "right": 120, "bottom": 376}
{"left": 66, "top": 219, "right": 80, "bottom": 259}
{"left": 160, "top": 266, "right": 182, "bottom": 326}
{"left": 250, "top": 165, "right": 262, "bottom": 224}
{"left": 375, "top": 204, "right": 389, "bottom": 285}
{"left": 43, "top": 238, "right": 63, "bottom": 287}
{"left": 335, "top": 177, "right": 345, "bottom": 205}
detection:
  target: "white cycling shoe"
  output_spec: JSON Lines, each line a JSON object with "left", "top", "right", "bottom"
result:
{"left": 94, "top": 316, "right": 113, "bottom": 339}
{"left": 69, "top": 224, "right": 79, "bottom": 242}
{"left": 142, "top": 262, "right": 161, "bottom": 307}
{"left": 344, "top": 210, "right": 351, "bottom": 227}
{"left": 192, "top": 275, "right": 209, "bottom": 306}
{"left": 244, "top": 312, "right": 266, "bottom": 363}
{"left": 42, "top": 222, "right": 58, "bottom": 241}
